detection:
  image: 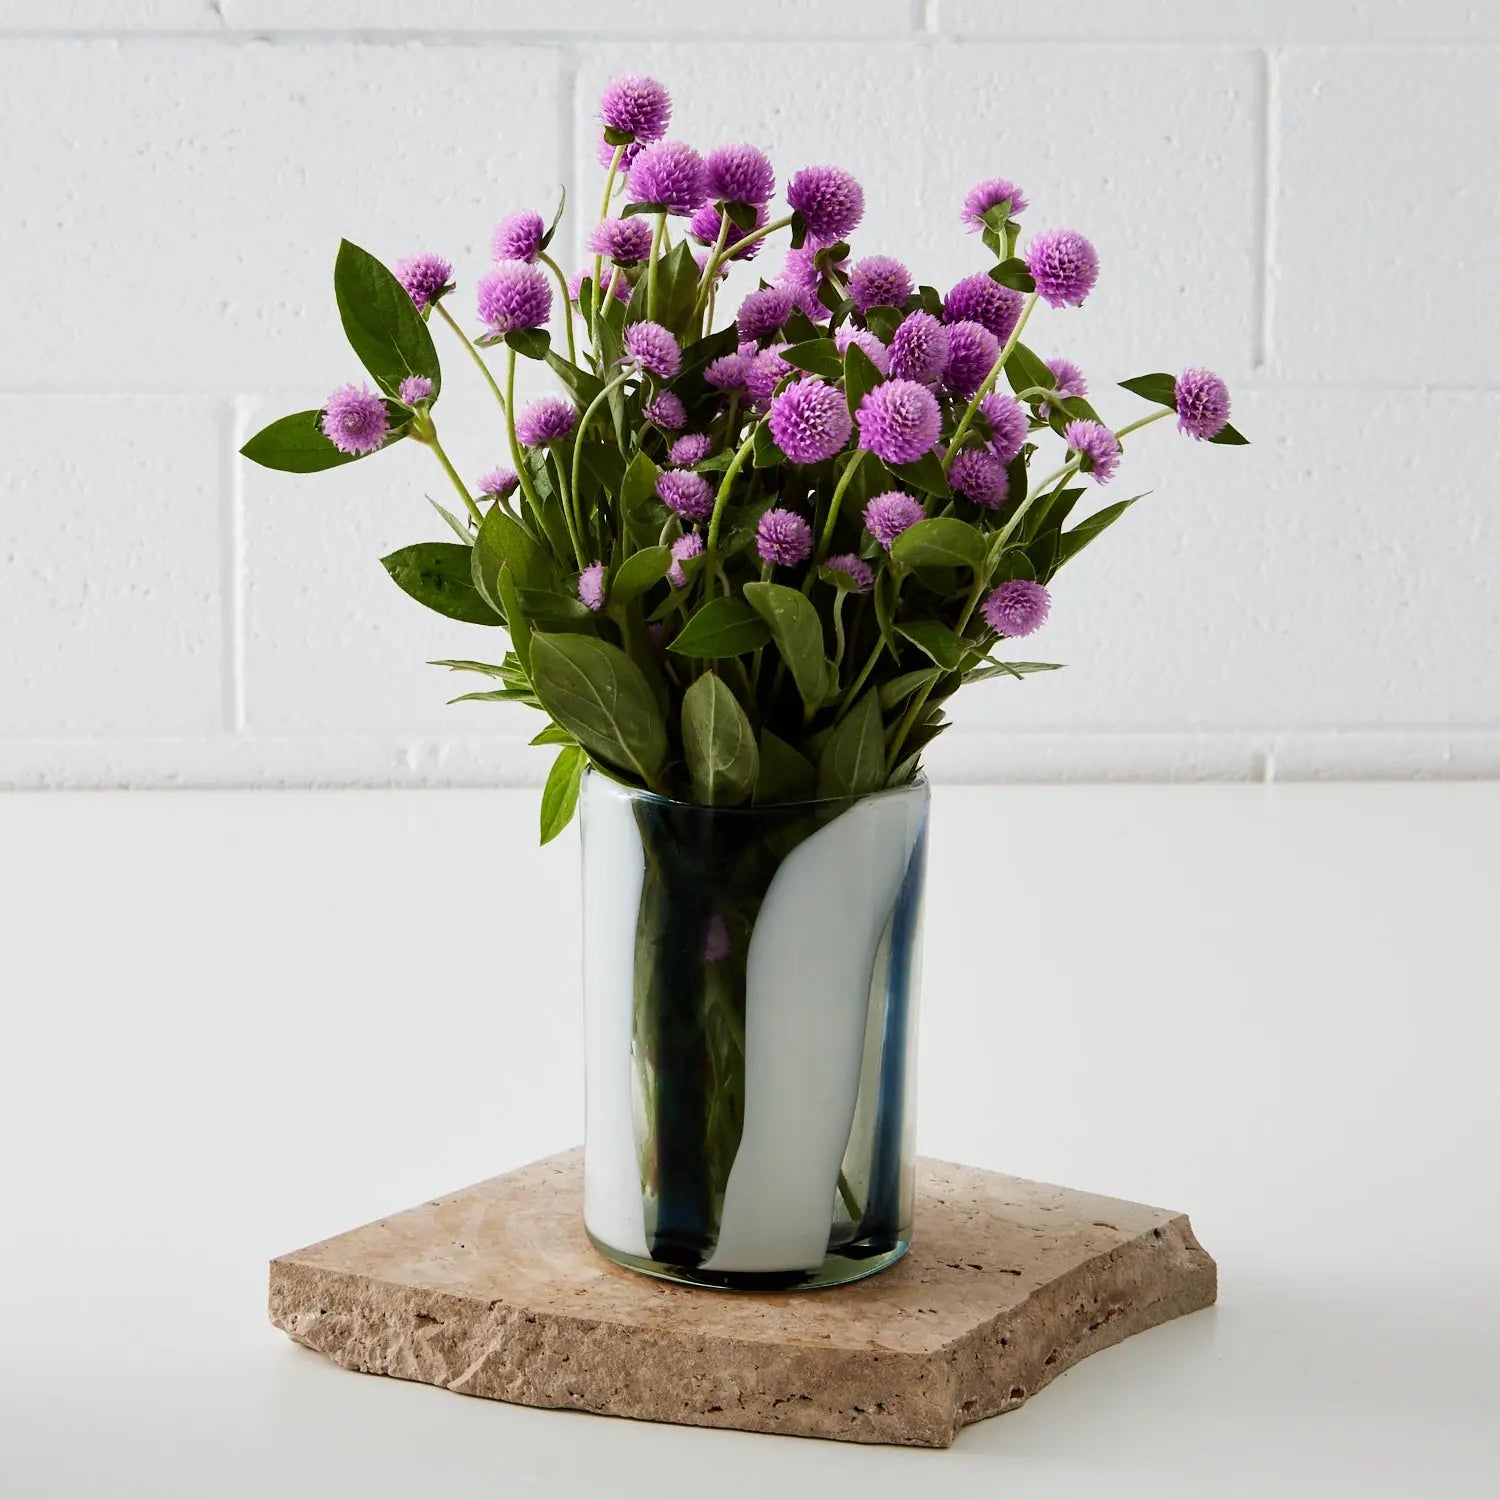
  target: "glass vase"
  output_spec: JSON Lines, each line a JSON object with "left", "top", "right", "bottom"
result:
{"left": 579, "top": 769, "right": 929, "bottom": 1291}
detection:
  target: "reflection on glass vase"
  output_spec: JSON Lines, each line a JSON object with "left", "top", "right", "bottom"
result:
{"left": 579, "top": 769, "right": 929, "bottom": 1291}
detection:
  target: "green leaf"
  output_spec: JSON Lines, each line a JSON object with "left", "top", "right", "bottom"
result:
{"left": 742, "top": 582, "right": 828, "bottom": 716}
{"left": 517, "top": 588, "right": 596, "bottom": 627}
{"left": 602, "top": 124, "right": 634, "bottom": 148}
{"left": 540, "top": 184, "right": 567, "bottom": 252}
{"left": 544, "top": 350, "right": 605, "bottom": 405}
{"left": 505, "top": 328, "right": 551, "bottom": 360}
{"left": 843, "top": 343, "right": 883, "bottom": 421}
{"left": 990, "top": 258, "right": 1036, "bottom": 292}
{"left": 781, "top": 338, "right": 844, "bottom": 381}
{"left": 1209, "top": 422, "right": 1250, "bottom": 446}
{"left": 723, "top": 200, "right": 758, "bottom": 233}
{"left": 528, "top": 632, "right": 667, "bottom": 784}
{"left": 753, "top": 420, "right": 782, "bottom": 468}
{"left": 754, "top": 728, "right": 817, "bottom": 805}
{"left": 890, "top": 517, "right": 987, "bottom": 571}
{"left": 1004, "top": 342, "right": 1057, "bottom": 399}
{"left": 1054, "top": 496, "right": 1143, "bottom": 569}
{"left": 644, "top": 238, "right": 701, "bottom": 335}
{"left": 473, "top": 504, "right": 555, "bottom": 595}
{"left": 240, "top": 409, "right": 387, "bottom": 473}
{"left": 864, "top": 306, "right": 904, "bottom": 343}
{"left": 429, "top": 497, "right": 473, "bottom": 544}
{"left": 966, "top": 659, "right": 1064, "bottom": 683}
{"left": 493, "top": 563, "right": 530, "bottom": 677}
{"left": 681, "top": 673, "right": 758, "bottom": 806}
{"left": 382, "top": 543, "right": 499, "bottom": 626}
{"left": 817, "top": 689, "right": 886, "bottom": 798}
{"left": 539, "top": 745, "right": 586, "bottom": 845}
{"left": 620, "top": 451, "right": 661, "bottom": 508}
{"left": 611, "top": 546, "right": 672, "bottom": 605}
{"left": 897, "top": 619, "right": 969, "bottom": 672}
{"left": 334, "top": 240, "right": 440, "bottom": 400}
{"left": 878, "top": 668, "right": 939, "bottom": 710}
{"left": 669, "top": 596, "right": 771, "bottom": 658}
{"left": 1117, "top": 373, "right": 1178, "bottom": 408}
{"left": 529, "top": 722, "right": 576, "bottom": 746}
{"left": 889, "top": 450, "right": 952, "bottom": 500}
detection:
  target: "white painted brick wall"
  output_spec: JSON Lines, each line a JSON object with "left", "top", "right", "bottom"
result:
{"left": 1, "top": 1, "right": 1495, "bottom": 787}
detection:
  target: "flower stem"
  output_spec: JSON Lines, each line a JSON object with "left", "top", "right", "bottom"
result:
{"left": 810, "top": 449, "right": 867, "bottom": 569}
{"left": 416, "top": 420, "right": 484, "bottom": 528}
{"left": 690, "top": 210, "right": 733, "bottom": 322}
{"left": 571, "top": 368, "right": 633, "bottom": 543}
{"left": 434, "top": 301, "right": 507, "bottom": 419}
{"left": 700, "top": 211, "right": 795, "bottom": 292}
{"left": 504, "top": 347, "right": 545, "bottom": 529}
{"left": 943, "top": 291, "right": 1040, "bottom": 471}
{"left": 702, "top": 427, "right": 760, "bottom": 599}
{"left": 646, "top": 211, "right": 668, "bottom": 322}
{"left": 1113, "top": 408, "right": 1171, "bottom": 443}
{"left": 591, "top": 144, "right": 626, "bottom": 353}
{"left": 537, "top": 252, "right": 578, "bottom": 366}
{"left": 550, "top": 447, "right": 587, "bottom": 567}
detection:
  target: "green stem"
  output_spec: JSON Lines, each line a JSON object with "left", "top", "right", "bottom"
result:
{"left": 504, "top": 347, "right": 545, "bottom": 527}
{"left": 944, "top": 290, "right": 1040, "bottom": 471}
{"left": 551, "top": 447, "right": 587, "bottom": 567}
{"left": 591, "top": 144, "right": 626, "bottom": 355}
{"left": 434, "top": 301, "right": 507, "bottom": 419}
{"left": 418, "top": 423, "right": 484, "bottom": 528}
{"left": 690, "top": 209, "right": 734, "bottom": 321}
{"left": 538, "top": 252, "right": 578, "bottom": 366}
{"left": 1113, "top": 408, "right": 1172, "bottom": 443}
{"left": 702, "top": 427, "right": 760, "bottom": 598}
{"left": 697, "top": 211, "right": 795, "bottom": 300}
{"left": 646, "top": 211, "right": 667, "bottom": 322}
{"left": 809, "top": 449, "right": 867, "bottom": 571}
{"left": 836, "top": 634, "right": 884, "bottom": 721}
{"left": 570, "top": 369, "right": 633, "bottom": 545}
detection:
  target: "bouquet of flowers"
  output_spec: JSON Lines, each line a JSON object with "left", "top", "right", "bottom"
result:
{"left": 243, "top": 73, "right": 1245, "bottom": 841}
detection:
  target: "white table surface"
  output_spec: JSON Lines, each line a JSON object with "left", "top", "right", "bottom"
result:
{"left": 3, "top": 784, "right": 1497, "bottom": 1497}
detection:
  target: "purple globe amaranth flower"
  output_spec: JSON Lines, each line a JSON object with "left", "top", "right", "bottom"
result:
{"left": 477, "top": 262, "right": 551, "bottom": 333}
{"left": 961, "top": 176, "right": 1029, "bottom": 232}
{"left": 491, "top": 211, "right": 545, "bottom": 265}
{"left": 943, "top": 319, "right": 1001, "bottom": 400}
{"left": 834, "top": 327, "right": 891, "bottom": 376}
{"left": 786, "top": 164, "right": 864, "bottom": 246}
{"left": 596, "top": 134, "right": 644, "bottom": 172}
{"left": 768, "top": 378, "right": 853, "bottom": 465}
{"left": 628, "top": 141, "right": 706, "bottom": 217}
{"left": 656, "top": 469, "right": 714, "bottom": 521}
{"left": 737, "top": 285, "right": 793, "bottom": 344}
{"left": 704, "top": 351, "right": 751, "bottom": 393}
{"left": 745, "top": 344, "right": 793, "bottom": 406}
{"left": 623, "top": 320, "right": 681, "bottom": 379}
{"left": 586, "top": 216, "right": 655, "bottom": 264}
{"left": 478, "top": 467, "right": 518, "bottom": 499}
{"left": 857, "top": 380, "right": 942, "bottom": 466}
{"left": 823, "top": 553, "right": 874, "bottom": 593}
{"left": 703, "top": 143, "right": 775, "bottom": 206}
{"left": 862, "top": 490, "right": 925, "bottom": 550}
{"left": 397, "top": 375, "right": 433, "bottom": 406}
{"left": 776, "top": 244, "right": 841, "bottom": 321}
{"left": 1065, "top": 418, "right": 1121, "bottom": 483}
{"left": 1174, "top": 367, "right": 1232, "bottom": 441}
{"left": 598, "top": 74, "right": 671, "bottom": 143}
{"left": 888, "top": 311, "right": 950, "bottom": 386}
{"left": 320, "top": 383, "right": 389, "bottom": 457}
{"left": 668, "top": 432, "right": 711, "bottom": 467}
{"left": 978, "top": 392, "right": 1029, "bottom": 464}
{"left": 982, "top": 578, "right": 1051, "bottom": 638}
{"left": 394, "top": 253, "right": 453, "bottom": 312}
{"left": 514, "top": 397, "right": 578, "bottom": 447}
{"left": 949, "top": 447, "right": 1011, "bottom": 510}
{"left": 1046, "top": 357, "right": 1088, "bottom": 399}
{"left": 756, "top": 508, "right": 814, "bottom": 568}
{"left": 569, "top": 265, "right": 632, "bottom": 305}
{"left": 689, "top": 201, "right": 766, "bottom": 259}
{"left": 668, "top": 530, "right": 704, "bottom": 588}
{"left": 848, "top": 255, "right": 913, "bottom": 315}
{"left": 643, "top": 390, "right": 687, "bottom": 430}
{"left": 944, "top": 272, "right": 1024, "bottom": 342}
{"left": 577, "top": 561, "right": 607, "bottom": 613}
{"left": 1025, "top": 229, "right": 1100, "bottom": 308}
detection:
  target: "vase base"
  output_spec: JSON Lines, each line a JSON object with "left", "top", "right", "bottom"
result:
{"left": 586, "top": 1230, "right": 911, "bottom": 1291}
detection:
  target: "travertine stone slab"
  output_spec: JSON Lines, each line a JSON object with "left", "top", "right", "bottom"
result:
{"left": 269, "top": 1150, "right": 1215, "bottom": 1447}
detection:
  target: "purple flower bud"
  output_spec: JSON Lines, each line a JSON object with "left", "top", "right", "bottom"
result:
{"left": 704, "top": 352, "right": 751, "bottom": 393}
{"left": 319, "top": 384, "right": 389, "bottom": 457}
{"left": 1174, "top": 367, "right": 1231, "bottom": 441}
{"left": 578, "top": 561, "right": 607, "bottom": 612}
{"left": 777, "top": 244, "right": 841, "bottom": 322}
{"left": 856, "top": 380, "right": 942, "bottom": 466}
{"left": 786, "top": 164, "right": 865, "bottom": 246}
{"left": 1064, "top": 418, "right": 1121, "bottom": 483}
{"left": 943, "top": 319, "right": 1001, "bottom": 400}
{"left": 394, "top": 254, "right": 453, "bottom": 313}
{"left": 569, "top": 265, "right": 632, "bottom": 306}
{"left": 703, "top": 143, "right": 775, "bottom": 206}
{"left": 668, "top": 530, "right": 703, "bottom": 588}
{"left": 668, "top": 433, "right": 711, "bottom": 467}
{"left": 862, "top": 490, "right": 925, "bottom": 550}
{"left": 598, "top": 74, "right": 671, "bottom": 143}
{"left": 888, "top": 311, "right": 950, "bottom": 386}
{"left": 478, "top": 467, "right": 518, "bottom": 499}
{"left": 643, "top": 391, "right": 687, "bottom": 430}
{"left": 476, "top": 262, "right": 552, "bottom": 333}
{"left": 943, "top": 272, "right": 1024, "bottom": 342}
{"left": 768, "top": 378, "right": 853, "bottom": 465}
{"left": 756, "top": 508, "right": 814, "bottom": 568}
{"left": 1046, "top": 357, "right": 1088, "bottom": 399}
{"left": 397, "top": 375, "right": 433, "bottom": 406}
{"left": 689, "top": 201, "right": 766, "bottom": 259}
{"left": 961, "top": 176, "right": 1028, "bottom": 232}
{"left": 823, "top": 553, "right": 874, "bottom": 592}
{"left": 978, "top": 393, "right": 1029, "bottom": 464}
{"left": 737, "top": 285, "right": 793, "bottom": 344}
{"left": 949, "top": 447, "right": 1010, "bottom": 509}
{"left": 1024, "top": 229, "right": 1100, "bottom": 308}
{"left": 981, "top": 578, "right": 1050, "bottom": 638}
{"left": 628, "top": 141, "right": 707, "bottom": 217}
{"left": 492, "top": 211, "right": 545, "bottom": 265}
{"left": 745, "top": 344, "right": 793, "bottom": 406}
{"left": 623, "top": 320, "right": 682, "bottom": 379}
{"left": 586, "top": 216, "right": 655, "bottom": 264}
{"left": 514, "top": 397, "right": 578, "bottom": 448}
{"left": 848, "top": 255, "right": 912, "bottom": 315}
{"left": 656, "top": 469, "right": 714, "bottom": 520}
{"left": 834, "top": 327, "right": 891, "bottom": 376}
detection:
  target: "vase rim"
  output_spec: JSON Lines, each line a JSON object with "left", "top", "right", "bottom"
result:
{"left": 582, "top": 765, "right": 929, "bottom": 816}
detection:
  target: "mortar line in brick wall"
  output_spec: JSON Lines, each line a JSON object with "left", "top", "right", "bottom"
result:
{"left": 1256, "top": 48, "right": 1279, "bottom": 373}
{"left": 221, "top": 400, "right": 246, "bottom": 734}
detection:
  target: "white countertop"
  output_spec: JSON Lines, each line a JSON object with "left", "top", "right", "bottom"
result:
{"left": 3, "top": 784, "right": 1497, "bottom": 1497}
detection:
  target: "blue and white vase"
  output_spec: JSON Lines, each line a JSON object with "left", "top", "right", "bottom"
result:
{"left": 579, "top": 769, "right": 929, "bottom": 1290}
